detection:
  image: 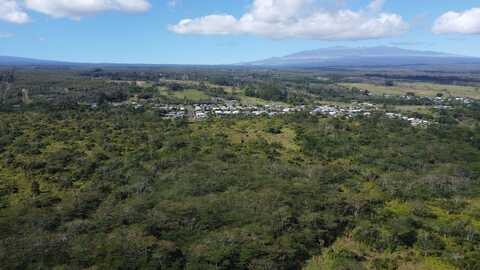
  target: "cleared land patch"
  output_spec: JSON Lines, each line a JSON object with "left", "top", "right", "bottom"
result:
{"left": 341, "top": 82, "right": 480, "bottom": 99}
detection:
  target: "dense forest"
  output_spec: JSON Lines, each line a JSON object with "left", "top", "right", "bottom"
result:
{"left": 1, "top": 67, "right": 480, "bottom": 269}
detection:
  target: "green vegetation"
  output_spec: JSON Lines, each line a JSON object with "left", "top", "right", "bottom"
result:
{"left": 393, "top": 105, "right": 433, "bottom": 114}
{"left": 1, "top": 107, "right": 480, "bottom": 269}
{"left": 171, "top": 89, "right": 211, "bottom": 102}
{"left": 341, "top": 82, "right": 480, "bottom": 99}
{"left": 1, "top": 67, "right": 480, "bottom": 269}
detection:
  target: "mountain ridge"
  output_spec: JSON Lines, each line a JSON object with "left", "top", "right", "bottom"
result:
{"left": 241, "top": 46, "right": 480, "bottom": 67}
{"left": 1, "top": 46, "right": 480, "bottom": 68}
{"left": 0, "top": 56, "right": 72, "bottom": 66}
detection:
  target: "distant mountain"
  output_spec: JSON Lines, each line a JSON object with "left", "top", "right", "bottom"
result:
{"left": 2, "top": 46, "right": 480, "bottom": 68}
{"left": 0, "top": 56, "right": 200, "bottom": 68}
{"left": 0, "top": 56, "right": 179, "bottom": 68}
{"left": 242, "top": 46, "right": 480, "bottom": 68}
{"left": 0, "top": 56, "right": 72, "bottom": 66}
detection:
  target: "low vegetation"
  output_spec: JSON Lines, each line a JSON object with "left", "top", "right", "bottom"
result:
{"left": 1, "top": 67, "right": 480, "bottom": 269}
{"left": 341, "top": 82, "right": 480, "bottom": 99}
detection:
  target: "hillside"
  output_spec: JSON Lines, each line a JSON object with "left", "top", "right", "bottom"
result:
{"left": 0, "top": 56, "right": 72, "bottom": 66}
{"left": 243, "top": 46, "right": 480, "bottom": 68}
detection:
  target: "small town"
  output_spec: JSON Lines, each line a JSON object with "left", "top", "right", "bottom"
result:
{"left": 4, "top": 1, "right": 480, "bottom": 269}
{"left": 89, "top": 90, "right": 480, "bottom": 127}
{"left": 103, "top": 98, "right": 437, "bottom": 127}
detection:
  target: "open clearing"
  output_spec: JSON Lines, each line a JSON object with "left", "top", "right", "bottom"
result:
{"left": 341, "top": 82, "right": 480, "bottom": 99}
{"left": 172, "top": 89, "right": 210, "bottom": 101}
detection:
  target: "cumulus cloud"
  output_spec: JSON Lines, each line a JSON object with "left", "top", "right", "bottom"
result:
{"left": 0, "top": 0, "right": 151, "bottom": 22}
{"left": 0, "top": 0, "right": 29, "bottom": 24}
{"left": 0, "top": 32, "right": 14, "bottom": 38}
{"left": 169, "top": 0, "right": 408, "bottom": 40}
{"left": 24, "top": 0, "right": 151, "bottom": 19}
{"left": 174, "top": 15, "right": 238, "bottom": 35}
{"left": 433, "top": 7, "right": 480, "bottom": 34}
{"left": 367, "top": 0, "right": 386, "bottom": 13}
{"left": 168, "top": 0, "right": 179, "bottom": 8}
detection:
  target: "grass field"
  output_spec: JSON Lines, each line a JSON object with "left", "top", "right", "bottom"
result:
{"left": 238, "top": 95, "right": 270, "bottom": 105}
{"left": 156, "top": 88, "right": 211, "bottom": 102}
{"left": 341, "top": 82, "right": 480, "bottom": 99}
{"left": 157, "top": 79, "right": 271, "bottom": 104}
{"left": 393, "top": 105, "right": 433, "bottom": 114}
{"left": 172, "top": 89, "right": 211, "bottom": 101}
{"left": 227, "top": 119, "right": 301, "bottom": 159}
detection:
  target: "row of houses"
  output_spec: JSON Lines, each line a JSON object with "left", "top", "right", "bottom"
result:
{"left": 107, "top": 97, "right": 435, "bottom": 126}
{"left": 191, "top": 103, "right": 431, "bottom": 127}
{"left": 310, "top": 104, "right": 374, "bottom": 117}
{"left": 192, "top": 103, "right": 305, "bottom": 119}
{"left": 385, "top": 113, "right": 431, "bottom": 127}
{"left": 384, "top": 94, "right": 474, "bottom": 106}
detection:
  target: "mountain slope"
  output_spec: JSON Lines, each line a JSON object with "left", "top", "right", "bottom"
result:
{"left": 243, "top": 46, "right": 480, "bottom": 67}
{"left": 0, "top": 56, "right": 72, "bottom": 66}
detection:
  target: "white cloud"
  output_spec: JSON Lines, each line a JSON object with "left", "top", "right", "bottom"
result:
{"left": 168, "top": 0, "right": 179, "bottom": 8}
{"left": 174, "top": 15, "right": 238, "bottom": 35}
{"left": 0, "top": 32, "right": 14, "bottom": 38}
{"left": 169, "top": 0, "right": 408, "bottom": 40}
{"left": 24, "top": 0, "right": 151, "bottom": 18}
{"left": 367, "top": 0, "right": 385, "bottom": 13}
{"left": 0, "top": 0, "right": 29, "bottom": 24}
{"left": 0, "top": 0, "right": 151, "bottom": 23}
{"left": 433, "top": 8, "right": 480, "bottom": 34}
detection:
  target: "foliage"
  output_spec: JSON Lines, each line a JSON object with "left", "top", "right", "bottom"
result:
{"left": 1, "top": 67, "right": 480, "bottom": 269}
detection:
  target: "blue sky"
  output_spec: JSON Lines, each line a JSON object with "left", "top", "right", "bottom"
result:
{"left": 0, "top": 0, "right": 479, "bottom": 64}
